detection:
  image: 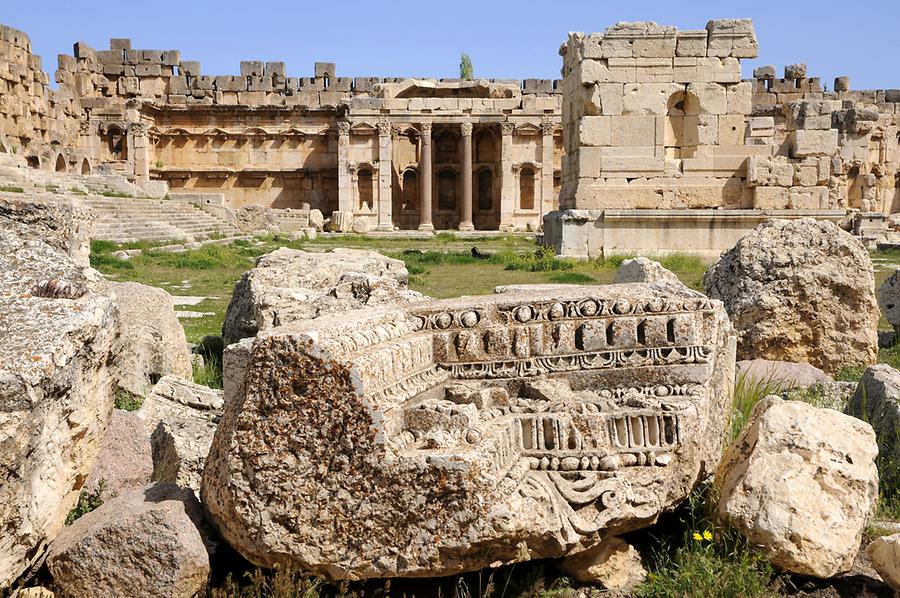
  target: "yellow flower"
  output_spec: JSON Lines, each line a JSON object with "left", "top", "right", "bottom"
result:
{"left": 703, "top": 530, "right": 713, "bottom": 541}
{"left": 692, "top": 532, "right": 703, "bottom": 542}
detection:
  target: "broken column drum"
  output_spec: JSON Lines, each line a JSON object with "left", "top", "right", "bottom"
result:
{"left": 202, "top": 284, "right": 735, "bottom": 579}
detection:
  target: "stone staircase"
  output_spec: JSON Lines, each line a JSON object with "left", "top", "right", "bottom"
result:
{"left": 84, "top": 197, "right": 240, "bottom": 242}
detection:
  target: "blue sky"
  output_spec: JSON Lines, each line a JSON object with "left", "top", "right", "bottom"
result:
{"left": 5, "top": 0, "right": 899, "bottom": 89}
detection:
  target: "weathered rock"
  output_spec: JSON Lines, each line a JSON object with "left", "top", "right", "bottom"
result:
{"left": 221, "top": 247, "right": 425, "bottom": 345}
{"left": 84, "top": 409, "right": 153, "bottom": 496}
{"left": 235, "top": 204, "right": 279, "bottom": 233}
{"left": 0, "top": 228, "right": 117, "bottom": 589}
{"left": 704, "top": 218, "right": 878, "bottom": 374}
{"left": 203, "top": 284, "right": 736, "bottom": 579}
{"left": 47, "top": 483, "right": 210, "bottom": 598}
{"left": 716, "top": 396, "right": 879, "bottom": 578}
{"left": 846, "top": 364, "right": 900, "bottom": 492}
{"left": 877, "top": 269, "right": 900, "bottom": 330}
{"left": 95, "top": 281, "right": 193, "bottom": 397}
{"left": 0, "top": 193, "right": 94, "bottom": 268}
{"left": 9, "top": 587, "right": 54, "bottom": 598}
{"left": 614, "top": 257, "right": 680, "bottom": 285}
{"left": 736, "top": 359, "right": 832, "bottom": 389}
{"left": 866, "top": 533, "right": 900, "bottom": 590}
{"left": 141, "top": 376, "right": 222, "bottom": 494}
{"left": 308, "top": 209, "right": 324, "bottom": 231}
{"left": 351, "top": 217, "right": 371, "bottom": 234}
{"left": 559, "top": 536, "right": 646, "bottom": 589}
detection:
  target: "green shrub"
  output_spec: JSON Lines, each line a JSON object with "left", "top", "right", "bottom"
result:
{"left": 0, "top": 185, "right": 25, "bottom": 193}
{"left": 90, "top": 239, "right": 119, "bottom": 254}
{"left": 211, "top": 564, "right": 325, "bottom": 598}
{"left": 114, "top": 387, "right": 143, "bottom": 411}
{"left": 65, "top": 479, "right": 110, "bottom": 525}
{"left": 593, "top": 252, "right": 637, "bottom": 269}
{"left": 70, "top": 187, "right": 88, "bottom": 196}
{"left": 504, "top": 247, "right": 576, "bottom": 272}
{"left": 101, "top": 190, "right": 133, "bottom": 198}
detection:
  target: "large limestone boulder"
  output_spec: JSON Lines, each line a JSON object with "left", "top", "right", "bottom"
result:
{"left": 203, "top": 284, "right": 736, "bottom": 579}
{"left": 140, "top": 376, "right": 222, "bottom": 494}
{"left": 47, "top": 483, "right": 210, "bottom": 598}
{"left": 221, "top": 247, "right": 424, "bottom": 345}
{"left": 704, "top": 218, "right": 878, "bottom": 374}
{"left": 0, "top": 228, "right": 117, "bottom": 589}
{"left": 614, "top": 257, "right": 680, "bottom": 285}
{"left": 84, "top": 409, "right": 153, "bottom": 497}
{"left": 877, "top": 269, "right": 900, "bottom": 332}
{"left": 95, "top": 281, "right": 193, "bottom": 397}
{"left": 846, "top": 364, "right": 900, "bottom": 492}
{"left": 866, "top": 533, "right": 900, "bottom": 590}
{"left": 716, "top": 396, "right": 879, "bottom": 578}
{"left": 0, "top": 193, "right": 94, "bottom": 268}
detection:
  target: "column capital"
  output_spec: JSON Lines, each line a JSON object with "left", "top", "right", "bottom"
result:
{"left": 540, "top": 120, "right": 555, "bottom": 136}
{"left": 419, "top": 122, "right": 433, "bottom": 135}
{"left": 377, "top": 117, "right": 391, "bottom": 137}
{"left": 500, "top": 121, "right": 515, "bottom": 136}
{"left": 390, "top": 126, "right": 401, "bottom": 140}
{"left": 337, "top": 120, "right": 351, "bottom": 135}
{"left": 460, "top": 122, "right": 473, "bottom": 137}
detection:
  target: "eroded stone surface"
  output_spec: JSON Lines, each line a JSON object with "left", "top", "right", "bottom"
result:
{"left": 716, "top": 396, "right": 878, "bottom": 578}
{"left": 202, "top": 283, "right": 735, "bottom": 579}
{"left": 559, "top": 536, "right": 647, "bottom": 589}
{"left": 867, "top": 533, "right": 900, "bottom": 590}
{"left": 704, "top": 218, "right": 878, "bottom": 374}
{"left": 736, "top": 359, "right": 832, "bottom": 389}
{"left": 878, "top": 270, "right": 900, "bottom": 329}
{"left": 141, "top": 376, "right": 222, "bottom": 494}
{"left": 846, "top": 364, "right": 900, "bottom": 492}
{"left": 93, "top": 281, "right": 193, "bottom": 397}
{"left": 47, "top": 483, "right": 210, "bottom": 598}
{"left": 0, "top": 228, "right": 117, "bottom": 589}
{"left": 0, "top": 194, "right": 94, "bottom": 268}
{"left": 84, "top": 409, "right": 153, "bottom": 496}
{"left": 614, "top": 257, "right": 681, "bottom": 285}
{"left": 221, "top": 247, "right": 425, "bottom": 345}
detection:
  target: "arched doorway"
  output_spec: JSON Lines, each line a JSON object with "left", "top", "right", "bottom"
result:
{"left": 357, "top": 168, "right": 374, "bottom": 210}
{"left": 519, "top": 165, "right": 535, "bottom": 210}
{"left": 55, "top": 154, "right": 67, "bottom": 173}
{"left": 665, "top": 91, "right": 700, "bottom": 160}
{"left": 26, "top": 156, "right": 40, "bottom": 169}
{"left": 81, "top": 158, "right": 91, "bottom": 175}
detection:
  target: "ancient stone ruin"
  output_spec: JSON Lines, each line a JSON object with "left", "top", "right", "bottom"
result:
{"left": 202, "top": 284, "right": 736, "bottom": 579}
{"left": 0, "top": 18, "right": 897, "bottom": 250}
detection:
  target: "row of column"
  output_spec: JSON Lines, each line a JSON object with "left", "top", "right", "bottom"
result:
{"left": 338, "top": 119, "right": 556, "bottom": 231}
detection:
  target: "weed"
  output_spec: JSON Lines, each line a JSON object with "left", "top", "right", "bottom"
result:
{"left": 114, "top": 387, "right": 143, "bottom": 411}
{"left": 504, "top": 247, "right": 576, "bottom": 272}
{"left": 0, "top": 185, "right": 25, "bottom": 193}
{"left": 728, "top": 373, "right": 783, "bottom": 446}
{"left": 70, "top": 187, "right": 87, "bottom": 196}
{"left": 193, "top": 356, "right": 223, "bottom": 390}
{"left": 211, "top": 564, "right": 325, "bottom": 598}
{"left": 101, "top": 190, "right": 133, "bottom": 198}
{"left": 593, "top": 252, "right": 637, "bottom": 269}
{"left": 90, "top": 252, "right": 134, "bottom": 271}
{"left": 65, "top": 479, "right": 110, "bottom": 525}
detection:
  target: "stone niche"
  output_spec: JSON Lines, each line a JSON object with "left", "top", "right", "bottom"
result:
{"left": 202, "top": 284, "right": 735, "bottom": 580}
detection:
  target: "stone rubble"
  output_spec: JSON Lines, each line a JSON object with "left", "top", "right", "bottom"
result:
{"left": 613, "top": 257, "right": 681, "bottom": 285}
{"left": 46, "top": 483, "right": 210, "bottom": 598}
{"left": 716, "top": 396, "right": 879, "bottom": 578}
{"left": 704, "top": 218, "right": 879, "bottom": 374}
{"left": 846, "top": 364, "right": 900, "bottom": 492}
{"left": 0, "top": 225, "right": 117, "bottom": 588}
{"left": 559, "top": 536, "right": 647, "bottom": 589}
{"left": 202, "top": 283, "right": 736, "bottom": 579}
{"left": 221, "top": 247, "right": 425, "bottom": 345}
{"left": 866, "top": 533, "right": 900, "bottom": 590}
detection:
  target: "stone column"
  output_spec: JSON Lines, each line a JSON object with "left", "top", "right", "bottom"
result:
{"left": 376, "top": 119, "right": 393, "bottom": 231}
{"left": 459, "top": 122, "right": 474, "bottom": 231}
{"left": 127, "top": 122, "right": 150, "bottom": 186}
{"left": 418, "top": 122, "right": 434, "bottom": 231}
{"left": 540, "top": 120, "right": 555, "bottom": 218}
{"left": 499, "top": 121, "right": 515, "bottom": 231}
{"left": 337, "top": 120, "right": 352, "bottom": 212}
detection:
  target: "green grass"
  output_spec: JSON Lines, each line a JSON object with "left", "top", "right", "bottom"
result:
{"left": 727, "top": 373, "right": 783, "bottom": 446}
{"left": 90, "top": 252, "right": 135, "bottom": 271}
{"left": 636, "top": 485, "right": 779, "bottom": 598}
{"left": 0, "top": 185, "right": 25, "bottom": 193}
{"left": 101, "top": 190, "right": 133, "bottom": 198}
{"left": 548, "top": 272, "right": 595, "bottom": 284}
{"left": 65, "top": 479, "right": 110, "bottom": 525}
{"left": 193, "top": 357, "right": 223, "bottom": 389}
{"left": 70, "top": 187, "right": 87, "bottom": 196}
